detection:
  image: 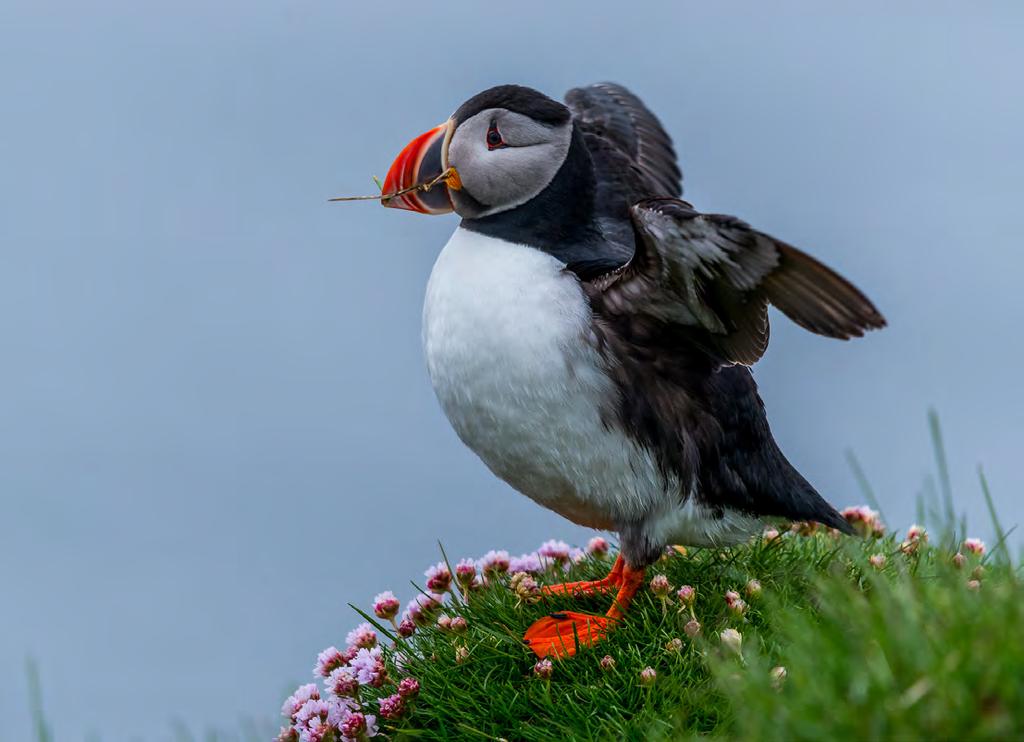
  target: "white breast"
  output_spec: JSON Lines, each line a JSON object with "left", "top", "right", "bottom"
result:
{"left": 422, "top": 227, "right": 665, "bottom": 530}
{"left": 421, "top": 227, "right": 761, "bottom": 546}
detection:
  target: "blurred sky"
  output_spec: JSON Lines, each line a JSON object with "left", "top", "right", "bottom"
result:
{"left": 2, "top": 1, "right": 1022, "bottom": 738}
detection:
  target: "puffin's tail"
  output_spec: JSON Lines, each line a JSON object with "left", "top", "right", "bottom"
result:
{"left": 706, "top": 366, "right": 856, "bottom": 535}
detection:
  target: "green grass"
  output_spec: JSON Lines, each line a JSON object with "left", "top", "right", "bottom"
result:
{"left": 361, "top": 529, "right": 1021, "bottom": 741}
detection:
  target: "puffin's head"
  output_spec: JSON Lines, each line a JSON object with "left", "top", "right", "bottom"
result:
{"left": 381, "top": 85, "right": 573, "bottom": 219}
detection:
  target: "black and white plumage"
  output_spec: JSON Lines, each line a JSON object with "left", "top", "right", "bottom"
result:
{"left": 383, "top": 83, "right": 885, "bottom": 571}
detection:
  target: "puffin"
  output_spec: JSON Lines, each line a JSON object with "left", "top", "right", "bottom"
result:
{"left": 374, "top": 83, "right": 885, "bottom": 659}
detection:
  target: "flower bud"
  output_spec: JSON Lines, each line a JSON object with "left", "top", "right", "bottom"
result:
{"left": 677, "top": 585, "right": 696, "bottom": 606}
{"left": 963, "top": 538, "right": 986, "bottom": 556}
{"left": 906, "top": 524, "right": 928, "bottom": 543}
{"left": 450, "top": 616, "right": 468, "bottom": 634}
{"left": 397, "top": 618, "right": 416, "bottom": 638}
{"left": 599, "top": 655, "right": 616, "bottom": 672}
{"left": 665, "top": 637, "right": 683, "bottom": 653}
{"left": 639, "top": 666, "right": 657, "bottom": 686}
{"left": 684, "top": 618, "right": 701, "bottom": 638}
{"left": 587, "top": 537, "right": 609, "bottom": 556}
{"left": 425, "top": 563, "right": 453, "bottom": 593}
{"left": 650, "top": 574, "right": 672, "bottom": 597}
{"left": 373, "top": 591, "right": 401, "bottom": 621}
{"left": 868, "top": 553, "right": 886, "bottom": 569}
{"left": 770, "top": 665, "right": 787, "bottom": 689}
{"left": 398, "top": 677, "right": 420, "bottom": 698}
{"left": 455, "top": 559, "right": 477, "bottom": 588}
{"left": 745, "top": 580, "right": 762, "bottom": 598}
{"left": 952, "top": 552, "right": 966, "bottom": 569}
{"left": 455, "top": 645, "right": 470, "bottom": 664}
{"left": 533, "top": 658, "right": 554, "bottom": 679}
{"left": 720, "top": 628, "right": 743, "bottom": 657}
{"left": 967, "top": 579, "right": 981, "bottom": 591}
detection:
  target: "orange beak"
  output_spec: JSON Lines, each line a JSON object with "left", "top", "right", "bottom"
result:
{"left": 381, "top": 121, "right": 456, "bottom": 214}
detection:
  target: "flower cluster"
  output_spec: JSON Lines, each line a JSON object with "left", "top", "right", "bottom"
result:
{"left": 840, "top": 506, "right": 886, "bottom": 537}
{"left": 280, "top": 537, "right": 617, "bottom": 738}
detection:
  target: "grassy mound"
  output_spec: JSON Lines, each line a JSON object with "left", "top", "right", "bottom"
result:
{"left": 279, "top": 517, "right": 1022, "bottom": 741}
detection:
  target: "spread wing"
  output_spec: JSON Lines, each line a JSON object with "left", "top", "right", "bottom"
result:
{"left": 565, "top": 82, "right": 682, "bottom": 222}
{"left": 591, "top": 198, "right": 887, "bottom": 365}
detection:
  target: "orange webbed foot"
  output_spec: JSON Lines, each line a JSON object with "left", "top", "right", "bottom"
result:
{"left": 539, "top": 554, "right": 624, "bottom": 598}
{"left": 523, "top": 559, "right": 646, "bottom": 659}
{"left": 523, "top": 611, "right": 615, "bottom": 658}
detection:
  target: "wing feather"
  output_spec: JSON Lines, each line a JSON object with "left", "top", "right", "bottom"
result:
{"left": 591, "top": 198, "right": 886, "bottom": 365}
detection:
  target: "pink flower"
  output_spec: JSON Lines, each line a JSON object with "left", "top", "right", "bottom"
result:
{"left": 509, "top": 553, "right": 543, "bottom": 574}
{"left": 346, "top": 622, "right": 378, "bottom": 650}
{"left": 869, "top": 553, "right": 887, "bottom": 569}
{"left": 455, "top": 646, "right": 470, "bottom": 664}
{"left": 436, "top": 615, "right": 452, "bottom": 632}
{"left": 967, "top": 579, "right": 982, "bottom": 591}
{"left": 649, "top": 574, "right": 671, "bottom": 597}
{"left": 294, "top": 699, "right": 330, "bottom": 740}
{"left": 398, "top": 677, "right": 421, "bottom": 698}
{"left": 349, "top": 646, "right": 387, "bottom": 688}
{"left": 298, "top": 717, "right": 330, "bottom": 742}
{"left": 963, "top": 538, "right": 986, "bottom": 556}
{"left": 599, "top": 655, "right": 616, "bottom": 671}
{"left": 728, "top": 598, "right": 748, "bottom": 617}
{"left": 455, "top": 559, "right": 477, "bottom": 587}
{"left": 534, "top": 658, "right": 554, "bottom": 679}
{"left": 450, "top": 616, "right": 468, "bottom": 634}
{"left": 397, "top": 618, "right": 416, "bottom": 637}
{"left": 906, "top": 524, "right": 928, "bottom": 543}
{"left": 510, "top": 572, "right": 541, "bottom": 604}
{"left": 724, "top": 590, "right": 742, "bottom": 606}
{"left": 684, "top": 619, "right": 701, "bottom": 638}
{"left": 378, "top": 693, "right": 406, "bottom": 720}
{"left": 372, "top": 591, "right": 400, "bottom": 621}
{"left": 568, "top": 547, "right": 586, "bottom": 565}
{"left": 745, "top": 580, "right": 762, "bottom": 598}
{"left": 425, "top": 562, "right": 453, "bottom": 593}
{"left": 677, "top": 585, "right": 696, "bottom": 606}
{"left": 538, "top": 539, "right": 571, "bottom": 565}
{"left": 762, "top": 527, "right": 781, "bottom": 542}
{"left": 791, "top": 521, "right": 819, "bottom": 536}
{"left": 479, "top": 550, "right": 511, "bottom": 576}
{"left": 282, "top": 684, "right": 321, "bottom": 718}
{"left": 275, "top": 727, "right": 299, "bottom": 742}
{"left": 406, "top": 593, "right": 444, "bottom": 626}
{"left": 314, "top": 647, "right": 348, "bottom": 678}
{"left": 325, "top": 667, "right": 359, "bottom": 698}
{"left": 587, "top": 536, "right": 610, "bottom": 555}
{"left": 840, "top": 506, "right": 885, "bottom": 537}
{"left": 339, "top": 711, "right": 378, "bottom": 740}
{"left": 326, "top": 696, "right": 359, "bottom": 725}
{"left": 639, "top": 667, "right": 657, "bottom": 685}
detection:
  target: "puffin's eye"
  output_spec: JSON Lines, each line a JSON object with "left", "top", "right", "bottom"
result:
{"left": 486, "top": 123, "right": 505, "bottom": 150}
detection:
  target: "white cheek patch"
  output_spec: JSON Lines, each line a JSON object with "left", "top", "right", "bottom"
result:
{"left": 448, "top": 109, "right": 572, "bottom": 217}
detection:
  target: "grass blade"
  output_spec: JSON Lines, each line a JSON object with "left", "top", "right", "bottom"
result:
{"left": 846, "top": 450, "right": 887, "bottom": 523}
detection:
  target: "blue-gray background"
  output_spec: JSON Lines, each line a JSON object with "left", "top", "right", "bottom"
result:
{"left": 2, "top": 1, "right": 1021, "bottom": 738}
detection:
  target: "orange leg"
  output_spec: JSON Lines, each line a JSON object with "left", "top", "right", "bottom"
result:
{"left": 523, "top": 561, "right": 646, "bottom": 659}
{"left": 540, "top": 554, "right": 625, "bottom": 597}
